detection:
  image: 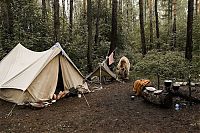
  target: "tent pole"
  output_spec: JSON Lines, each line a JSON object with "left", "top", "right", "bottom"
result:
{"left": 100, "top": 63, "right": 102, "bottom": 84}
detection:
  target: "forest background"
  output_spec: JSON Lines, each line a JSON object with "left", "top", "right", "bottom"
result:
{"left": 0, "top": 0, "right": 199, "bottom": 83}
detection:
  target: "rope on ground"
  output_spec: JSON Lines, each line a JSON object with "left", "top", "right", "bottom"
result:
{"left": 82, "top": 93, "right": 90, "bottom": 108}
{"left": 6, "top": 103, "right": 17, "bottom": 118}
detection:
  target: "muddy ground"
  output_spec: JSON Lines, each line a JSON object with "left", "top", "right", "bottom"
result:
{"left": 0, "top": 81, "right": 200, "bottom": 133}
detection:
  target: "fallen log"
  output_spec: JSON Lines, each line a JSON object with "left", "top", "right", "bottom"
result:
{"left": 141, "top": 87, "right": 173, "bottom": 108}
{"left": 141, "top": 86, "right": 200, "bottom": 108}
{"left": 171, "top": 87, "right": 200, "bottom": 104}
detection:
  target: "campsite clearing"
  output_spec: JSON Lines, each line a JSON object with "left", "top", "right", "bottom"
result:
{"left": 1, "top": 81, "right": 200, "bottom": 133}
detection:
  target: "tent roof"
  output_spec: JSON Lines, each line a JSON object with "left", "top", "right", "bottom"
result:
{"left": 86, "top": 61, "right": 116, "bottom": 79}
{"left": 0, "top": 43, "right": 84, "bottom": 91}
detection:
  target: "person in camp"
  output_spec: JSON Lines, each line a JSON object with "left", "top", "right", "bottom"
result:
{"left": 116, "top": 56, "right": 130, "bottom": 80}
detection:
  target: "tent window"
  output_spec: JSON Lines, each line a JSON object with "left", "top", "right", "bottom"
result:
{"left": 55, "top": 56, "right": 64, "bottom": 94}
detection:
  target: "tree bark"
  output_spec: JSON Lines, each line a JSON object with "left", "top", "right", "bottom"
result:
{"left": 4, "top": 0, "right": 14, "bottom": 40}
{"left": 42, "top": 0, "right": 47, "bottom": 21}
{"left": 69, "top": 0, "right": 73, "bottom": 42}
{"left": 148, "top": 0, "right": 153, "bottom": 45}
{"left": 196, "top": 0, "right": 198, "bottom": 15}
{"left": 62, "top": 0, "right": 66, "bottom": 21}
{"left": 53, "top": 0, "right": 60, "bottom": 43}
{"left": 94, "top": 0, "right": 101, "bottom": 47}
{"left": 1, "top": 0, "right": 14, "bottom": 53}
{"left": 144, "top": 0, "right": 147, "bottom": 23}
{"left": 185, "top": 0, "right": 194, "bottom": 61}
{"left": 172, "top": 0, "right": 177, "bottom": 50}
{"left": 87, "top": 0, "right": 93, "bottom": 73}
{"left": 126, "top": 0, "right": 129, "bottom": 31}
{"left": 139, "top": 0, "right": 146, "bottom": 56}
{"left": 155, "top": 0, "right": 160, "bottom": 49}
{"left": 83, "top": 0, "right": 87, "bottom": 15}
{"left": 109, "top": 0, "right": 117, "bottom": 55}
{"left": 168, "top": 0, "right": 172, "bottom": 37}
{"left": 118, "top": 0, "right": 123, "bottom": 31}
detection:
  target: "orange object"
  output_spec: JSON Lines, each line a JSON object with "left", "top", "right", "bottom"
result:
{"left": 133, "top": 79, "right": 151, "bottom": 96}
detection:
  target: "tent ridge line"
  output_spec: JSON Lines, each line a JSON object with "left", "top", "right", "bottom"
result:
{"left": 1, "top": 49, "right": 58, "bottom": 91}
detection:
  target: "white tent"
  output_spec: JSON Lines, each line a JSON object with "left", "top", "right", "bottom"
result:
{"left": 0, "top": 43, "right": 89, "bottom": 104}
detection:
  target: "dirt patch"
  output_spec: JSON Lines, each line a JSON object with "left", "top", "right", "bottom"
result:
{"left": 0, "top": 81, "right": 200, "bottom": 133}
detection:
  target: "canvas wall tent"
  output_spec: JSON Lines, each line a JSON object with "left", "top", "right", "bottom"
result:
{"left": 0, "top": 43, "right": 89, "bottom": 104}
{"left": 86, "top": 60, "right": 117, "bottom": 82}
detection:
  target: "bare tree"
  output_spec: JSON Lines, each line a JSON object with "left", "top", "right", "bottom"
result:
{"left": 109, "top": 0, "right": 117, "bottom": 55}
{"left": 53, "top": 0, "right": 60, "bottom": 42}
{"left": 83, "top": 0, "right": 87, "bottom": 15}
{"left": 185, "top": 0, "right": 194, "bottom": 61}
{"left": 1, "top": 0, "right": 14, "bottom": 53}
{"left": 42, "top": 0, "right": 47, "bottom": 21}
{"left": 172, "top": 0, "right": 177, "bottom": 50}
{"left": 155, "top": 0, "right": 160, "bottom": 49}
{"left": 168, "top": 0, "right": 172, "bottom": 36}
{"left": 94, "top": 0, "right": 101, "bottom": 47}
{"left": 69, "top": 0, "right": 73, "bottom": 42}
{"left": 139, "top": 0, "right": 146, "bottom": 56}
{"left": 87, "top": 0, "right": 92, "bottom": 72}
{"left": 148, "top": 0, "right": 153, "bottom": 45}
{"left": 196, "top": 0, "right": 198, "bottom": 15}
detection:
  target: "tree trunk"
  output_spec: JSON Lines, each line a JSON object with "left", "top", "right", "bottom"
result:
{"left": 109, "top": 0, "right": 117, "bottom": 55}
{"left": 94, "top": 0, "right": 101, "bottom": 47}
{"left": 42, "top": 0, "right": 47, "bottom": 21}
{"left": 62, "top": 0, "right": 66, "bottom": 22}
{"left": 185, "top": 0, "right": 194, "bottom": 61}
{"left": 139, "top": 0, "right": 146, "bottom": 57}
{"left": 69, "top": 0, "right": 73, "bottom": 42}
{"left": 1, "top": 0, "right": 14, "bottom": 53}
{"left": 155, "top": 0, "right": 160, "bottom": 49}
{"left": 196, "top": 0, "right": 198, "bottom": 15}
{"left": 144, "top": 0, "right": 147, "bottom": 23}
{"left": 172, "top": 0, "right": 177, "bottom": 50}
{"left": 62, "top": 0, "right": 66, "bottom": 44}
{"left": 87, "top": 0, "right": 93, "bottom": 73}
{"left": 148, "top": 0, "right": 153, "bottom": 46}
{"left": 168, "top": 0, "right": 172, "bottom": 37}
{"left": 53, "top": 0, "right": 60, "bottom": 43}
{"left": 126, "top": 0, "right": 129, "bottom": 31}
{"left": 83, "top": 0, "right": 87, "bottom": 15}
{"left": 105, "top": 0, "right": 108, "bottom": 24}
{"left": 198, "top": 0, "right": 200, "bottom": 14}
{"left": 42, "top": 0, "right": 47, "bottom": 37}
{"left": 118, "top": 0, "right": 123, "bottom": 31}
{"left": 4, "top": 0, "right": 14, "bottom": 40}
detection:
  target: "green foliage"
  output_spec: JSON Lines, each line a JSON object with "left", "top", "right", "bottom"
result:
{"left": 133, "top": 50, "right": 190, "bottom": 80}
{"left": 0, "top": 0, "right": 199, "bottom": 78}
{"left": 193, "top": 16, "right": 200, "bottom": 55}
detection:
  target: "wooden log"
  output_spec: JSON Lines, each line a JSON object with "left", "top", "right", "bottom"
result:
{"left": 141, "top": 88, "right": 173, "bottom": 108}
{"left": 171, "top": 90, "right": 200, "bottom": 104}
